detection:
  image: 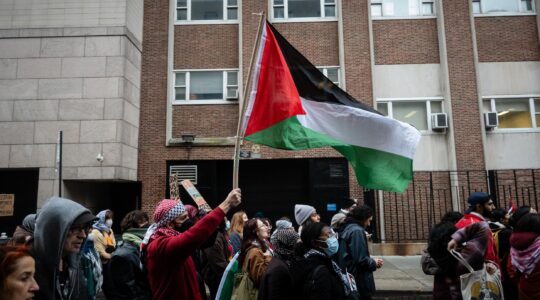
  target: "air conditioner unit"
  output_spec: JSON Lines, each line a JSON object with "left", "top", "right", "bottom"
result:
{"left": 431, "top": 113, "right": 448, "bottom": 130}
{"left": 226, "top": 89, "right": 239, "bottom": 100}
{"left": 484, "top": 112, "right": 498, "bottom": 129}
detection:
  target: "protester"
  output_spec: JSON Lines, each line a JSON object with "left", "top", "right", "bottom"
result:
{"left": 509, "top": 206, "right": 537, "bottom": 229}
{"left": 489, "top": 208, "right": 516, "bottom": 299}
{"left": 9, "top": 214, "right": 36, "bottom": 246}
{"left": 290, "top": 222, "right": 350, "bottom": 300}
{"left": 103, "top": 210, "right": 151, "bottom": 300}
{"left": 448, "top": 220, "right": 496, "bottom": 273}
{"left": 259, "top": 226, "right": 300, "bottom": 300}
{"left": 331, "top": 198, "right": 357, "bottom": 229}
{"left": 144, "top": 188, "right": 241, "bottom": 300}
{"left": 508, "top": 212, "right": 540, "bottom": 300}
{"left": 0, "top": 245, "right": 39, "bottom": 300}
{"left": 335, "top": 205, "right": 382, "bottom": 300}
{"left": 455, "top": 192, "right": 499, "bottom": 268}
{"left": 270, "top": 217, "right": 294, "bottom": 240}
{"left": 80, "top": 233, "right": 102, "bottom": 299}
{"left": 294, "top": 204, "right": 320, "bottom": 234}
{"left": 91, "top": 209, "right": 116, "bottom": 265}
{"left": 202, "top": 218, "right": 232, "bottom": 300}
{"left": 425, "top": 211, "right": 463, "bottom": 300}
{"left": 32, "top": 197, "right": 97, "bottom": 300}
{"left": 229, "top": 211, "right": 248, "bottom": 254}
{"left": 237, "top": 218, "right": 273, "bottom": 289}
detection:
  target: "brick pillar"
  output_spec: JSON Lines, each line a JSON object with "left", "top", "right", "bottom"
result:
{"left": 441, "top": 0, "right": 486, "bottom": 170}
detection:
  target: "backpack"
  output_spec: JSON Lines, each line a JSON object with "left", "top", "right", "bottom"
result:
{"left": 492, "top": 228, "right": 501, "bottom": 259}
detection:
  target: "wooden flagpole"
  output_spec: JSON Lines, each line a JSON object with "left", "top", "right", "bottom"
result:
{"left": 233, "top": 12, "right": 266, "bottom": 189}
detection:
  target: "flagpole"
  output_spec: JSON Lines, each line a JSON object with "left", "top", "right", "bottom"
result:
{"left": 233, "top": 12, "right": 266, "bottom": 189}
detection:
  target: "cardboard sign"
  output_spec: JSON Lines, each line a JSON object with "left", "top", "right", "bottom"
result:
{"left": 180, "top": 180, "right": 212, "bottom": 212}
{"left": 0, "top": 194, "right": 15, "bottom": 217}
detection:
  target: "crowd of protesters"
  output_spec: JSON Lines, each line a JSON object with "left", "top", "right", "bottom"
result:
{"left": 0, "top": 189, "right": 538, "bottom": 300}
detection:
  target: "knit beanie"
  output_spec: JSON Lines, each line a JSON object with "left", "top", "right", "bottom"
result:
{"left": 295, "top": 204, "right": 316, "bottom": 226}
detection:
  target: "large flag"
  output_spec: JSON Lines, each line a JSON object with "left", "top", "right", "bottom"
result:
{"left": 240, "top": 21, "right": 421, "bottom": 192}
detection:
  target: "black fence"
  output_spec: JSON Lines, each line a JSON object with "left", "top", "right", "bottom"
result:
{"left": 366, "top": 169, "right": 540, "bottom": 243}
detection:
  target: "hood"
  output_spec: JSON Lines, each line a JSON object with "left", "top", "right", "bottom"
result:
{"left": 510, "top": 232, "right": 539, "bottom": 251}
{"left": 93, "top": 209, "right": 111, "bottom": 232}
{"left": 32, "top": 197, "right": 92, "bottom": 299}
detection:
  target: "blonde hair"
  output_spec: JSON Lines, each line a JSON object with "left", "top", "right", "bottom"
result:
{"left": 229, "top": 211, "right": 247, "bottom": 236}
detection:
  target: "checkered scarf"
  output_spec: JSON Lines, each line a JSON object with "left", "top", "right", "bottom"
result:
{"left": 142, "top": 199, "right": 186, "bottom": 246}
{"left": 511, "top": 235, "right": 540, "bottom": 277}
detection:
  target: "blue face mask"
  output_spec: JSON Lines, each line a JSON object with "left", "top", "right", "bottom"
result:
{"left": 323, "top": 236, "right": 339, "bottom": 256}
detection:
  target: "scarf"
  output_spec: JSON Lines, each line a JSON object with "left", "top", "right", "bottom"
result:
{"left": 93, "top": 210, "right": 111, "bottom": 232}
{"left": 511, "top": 235, "right": 540, "bottom": 277}
{"left": 122, "top": 227, "right": 147, "bottom": 248}
{"left": 142, "top": 200, "right": 185, "bottom": 246}
{"left": 305, "top": 249, "right": 352, "bottom": 295}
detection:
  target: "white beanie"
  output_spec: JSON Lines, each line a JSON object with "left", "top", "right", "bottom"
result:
{"left": 294, "top": 204, "right": 316, "bottom": 226}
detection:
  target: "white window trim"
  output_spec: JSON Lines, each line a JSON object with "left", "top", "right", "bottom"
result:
{"left": 370, "top": 0, "right": 437, "bottom": 19}
{"left": 376, "top": 97, "right": 445, "bottom": 135}
{"left": 172, "top": 69, "right": 240, "bottom": 105}
{"left": 270, "top": 0, "right": 338, "bottom": 22}
{"left": 483, "top": 96, "right": 540, "bottom": 133}
{"left": 473, "top": 0, "right": 536, "bottom": 16}
{"left": 174, "top": 0, "right": 240, "bottom": 25}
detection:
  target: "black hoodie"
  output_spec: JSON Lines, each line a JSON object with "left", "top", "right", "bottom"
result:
{"left": 289, "top": 253, "right": 346, "bottom": 300}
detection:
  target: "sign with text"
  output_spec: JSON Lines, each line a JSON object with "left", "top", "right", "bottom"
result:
{"left": 0, "top": 194, "right": 15, "bottom": 217}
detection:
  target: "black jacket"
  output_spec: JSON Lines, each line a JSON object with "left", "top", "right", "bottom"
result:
{"left": 103, "top": 241, "right": 151, "bottom": 300}
{"left": 290, "top": 254, "right": 346, "bottom": 300}
{"left": 258, "top": 256, "right": 293, "bottom": 300}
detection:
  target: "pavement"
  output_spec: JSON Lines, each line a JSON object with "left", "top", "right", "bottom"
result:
{"left": 373, "top": 255, "right": 433, "bottom": 297}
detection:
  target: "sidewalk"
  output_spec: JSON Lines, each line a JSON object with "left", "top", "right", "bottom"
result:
{"left": 374, "top": 255, "right": 433, "bottom": 294}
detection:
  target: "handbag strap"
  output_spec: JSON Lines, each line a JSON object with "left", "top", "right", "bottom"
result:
{"left": 449, "top": 249, "right": 475, "bottom": 273}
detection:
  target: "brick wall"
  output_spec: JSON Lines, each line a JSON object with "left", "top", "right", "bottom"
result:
{"left": 476, "top": 16, "right": 540, "bottom": 62}
{"left": 172, "top": 105, "right": 238, "bottom": 138}
{"left": 373, "top": 19, "right": 440, "bottom": 65}
{"left": 442, "top": 0, "right": 485, "bottom": 170}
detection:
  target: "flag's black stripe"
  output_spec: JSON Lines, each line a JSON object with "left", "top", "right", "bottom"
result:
{"left": 268, "top": 22, "right": 381, "bottom": 115}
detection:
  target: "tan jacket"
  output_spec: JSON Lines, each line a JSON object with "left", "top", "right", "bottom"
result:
{"left": 242, "top": 246, "right": 272, "bottom": 287}
{"left": 91, "top": 228, "right": 116, "bottom": 263}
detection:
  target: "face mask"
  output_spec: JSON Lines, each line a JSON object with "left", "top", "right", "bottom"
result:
{"left": 225, "top": 220, "right": 231, "bottom": 231}
{"left": 105, "top": 219, "right": 113, "bottom": 228}
{"left": 176, "top": 218, "right": 195, "bottom": 233}
{"left": 86, "top": 233, "right": 94, "bottom": 242}
{"left": 323, "top": 236, "right": 339, "bottom": 256}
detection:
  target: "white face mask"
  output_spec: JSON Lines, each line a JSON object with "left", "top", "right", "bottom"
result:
{"left": 105, "top": 219, "right": 113, "bottom": 228}
{"left": 86, "top": 233, "right": 94, "bottom": 241}
{"left": 225, "top": 220, "right": 231, "bottom": 230}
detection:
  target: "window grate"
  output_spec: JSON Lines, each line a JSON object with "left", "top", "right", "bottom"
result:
{"left": 170, "top": 165, "right": 198, "bottom": 184}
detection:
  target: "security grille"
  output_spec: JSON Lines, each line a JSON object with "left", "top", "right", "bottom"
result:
{"left": 169, "top": 165, "right": 197, "bottom": 185}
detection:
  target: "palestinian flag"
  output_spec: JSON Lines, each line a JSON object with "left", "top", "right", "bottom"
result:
{"left": 240, "top": 21, "right": 421, "bottom": 192}
{"left": 215, "top": 252, "right": 240, "bottom": 300}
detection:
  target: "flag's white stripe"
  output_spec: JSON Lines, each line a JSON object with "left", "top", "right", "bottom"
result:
{"left": 298, "top": 98, "right": 421, "bottom": 159}
{"left": 240, "top": 24, "right": 268, "bottom": 137}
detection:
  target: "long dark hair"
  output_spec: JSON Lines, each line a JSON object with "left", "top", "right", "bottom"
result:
{"left": 120, "top": 210, "right": 149, "bottom": 233}
{"left": 238, "top": 218, "right": 268, "bottom": 266}
{"left": 514, "top": 213, "right": 540, "bottom": 233}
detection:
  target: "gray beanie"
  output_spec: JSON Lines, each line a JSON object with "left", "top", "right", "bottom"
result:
{"left": 294, "top": 204, "right": 316, "bottom": 226}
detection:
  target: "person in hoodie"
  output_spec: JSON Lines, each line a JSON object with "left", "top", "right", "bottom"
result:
{"left": 294, "top": 204, "right": 320, "bottom": 234}
{"left": 335, "top": 205, "right": 383, "bottom": 300}
{"left": 144, "top": 188, "right": 241, "bottom": 300}
{"left": 202, "top": 217, "right": 232, "bottom": 300}
{"left": 290, "top": 222, "right": 350, "bottom": 300}
{"left": 9, "top": 214, "right": 36, "bottom": 246}
{"left": 32, "top": 197, "right": 97, "bottom": 300}
{"left": 90, "top": 209, "right": 116, "bottom": 265}
{"left": 103, "top": 210, "right": 151, "bottom": 300}
{"left": 508, "top": 212, "right": 540, "bottom": 300}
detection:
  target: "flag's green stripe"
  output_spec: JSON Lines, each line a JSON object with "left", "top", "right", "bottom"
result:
{"left": 245, "top": 116, "right": 413, "bottom": 192}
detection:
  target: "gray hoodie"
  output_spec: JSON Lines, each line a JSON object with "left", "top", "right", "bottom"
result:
{"left": 33, "top": 197, "right": 91, "bottom": 300}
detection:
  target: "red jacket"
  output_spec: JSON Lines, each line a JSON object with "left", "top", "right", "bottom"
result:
{"left": 455, "top": 213, "right": 500, "bottom": 268}
{"left": 147, "top": 208, "right": 225, "bottom": 300}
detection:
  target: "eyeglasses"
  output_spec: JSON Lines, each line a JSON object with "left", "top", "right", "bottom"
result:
{"left": 69, "top": 224, "right": 92, "bottom": 235}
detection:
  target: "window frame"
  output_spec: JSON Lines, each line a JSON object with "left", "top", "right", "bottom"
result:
{"left": 483, "top": 96, "right": 540, "bottom": 132}
{"left": 270, "top": 0, "right": 338, "bottom": 22}
{"left": 472, "top": 0, "right": 536, "bottom": 17}
{"left": 376, "top": 97, "right": 445, "bottom": 133}
{"left": 370, "top": 0, "right": 437, "bottom": 20}
{"left": 175, "top": 0, "right": 240, "bottom": 25}
{"left": 317, "top": 66, "right": 341, "bottom": 87}
{"left": 173, "top": 69, "right": 240, "bottom": 105}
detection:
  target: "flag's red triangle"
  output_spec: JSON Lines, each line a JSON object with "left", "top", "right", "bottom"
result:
{"left": 244, "top": 22, "right": 305, "bottom": 137}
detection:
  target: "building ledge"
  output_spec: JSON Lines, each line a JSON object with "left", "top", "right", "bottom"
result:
{"left": 167, "top": 137, "right": 236, "bottom": 147}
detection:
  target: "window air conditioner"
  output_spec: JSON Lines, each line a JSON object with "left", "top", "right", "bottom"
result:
{"left": 484, "top": 112, "right": 498, "bottom": 129}
{"left": 226, "top": 89, "right": 239, "bottom": 100}
{"left": 431, "top": 113, "right": 448, "bottom": 130}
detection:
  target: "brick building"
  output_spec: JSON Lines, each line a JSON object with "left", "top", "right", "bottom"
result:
{"left": 139, "top": 0, "right": 540, "bottom": 242}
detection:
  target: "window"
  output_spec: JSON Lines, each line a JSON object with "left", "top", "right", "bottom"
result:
{"left": 174, "top": 70, "right": 239, "bottom": 103}
{"left": 176, "top": 0, "right": 238, "bottom": 22}
{"left": 317, "top": 67, "right": 340, "bottom": 87}
{"left": 376, "top": 99, "right": 443, "bottom": 131}
{"left": 272, "top": 0, "right": 336, "bottom": 20}
{"left": 370, "top": 0, "right": 435, "bottom": 18}
{"left": 484, "top": 97, "right": 540, "bottom": 129}
{"left": 472, "top": 0, "right": 535, "bottom": 14}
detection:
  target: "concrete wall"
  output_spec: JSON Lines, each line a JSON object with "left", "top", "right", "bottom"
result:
{"left": 373, "top": 64, "right": 442, "bottom": 98}
{"left": 479, "top": 62, "right": 540, "bottom": 96}
{"left": 0, "top": 0, "right": 141, "bottom": 207}
{"left": 486, "top": 133, "right": 540, "bottom": 169}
